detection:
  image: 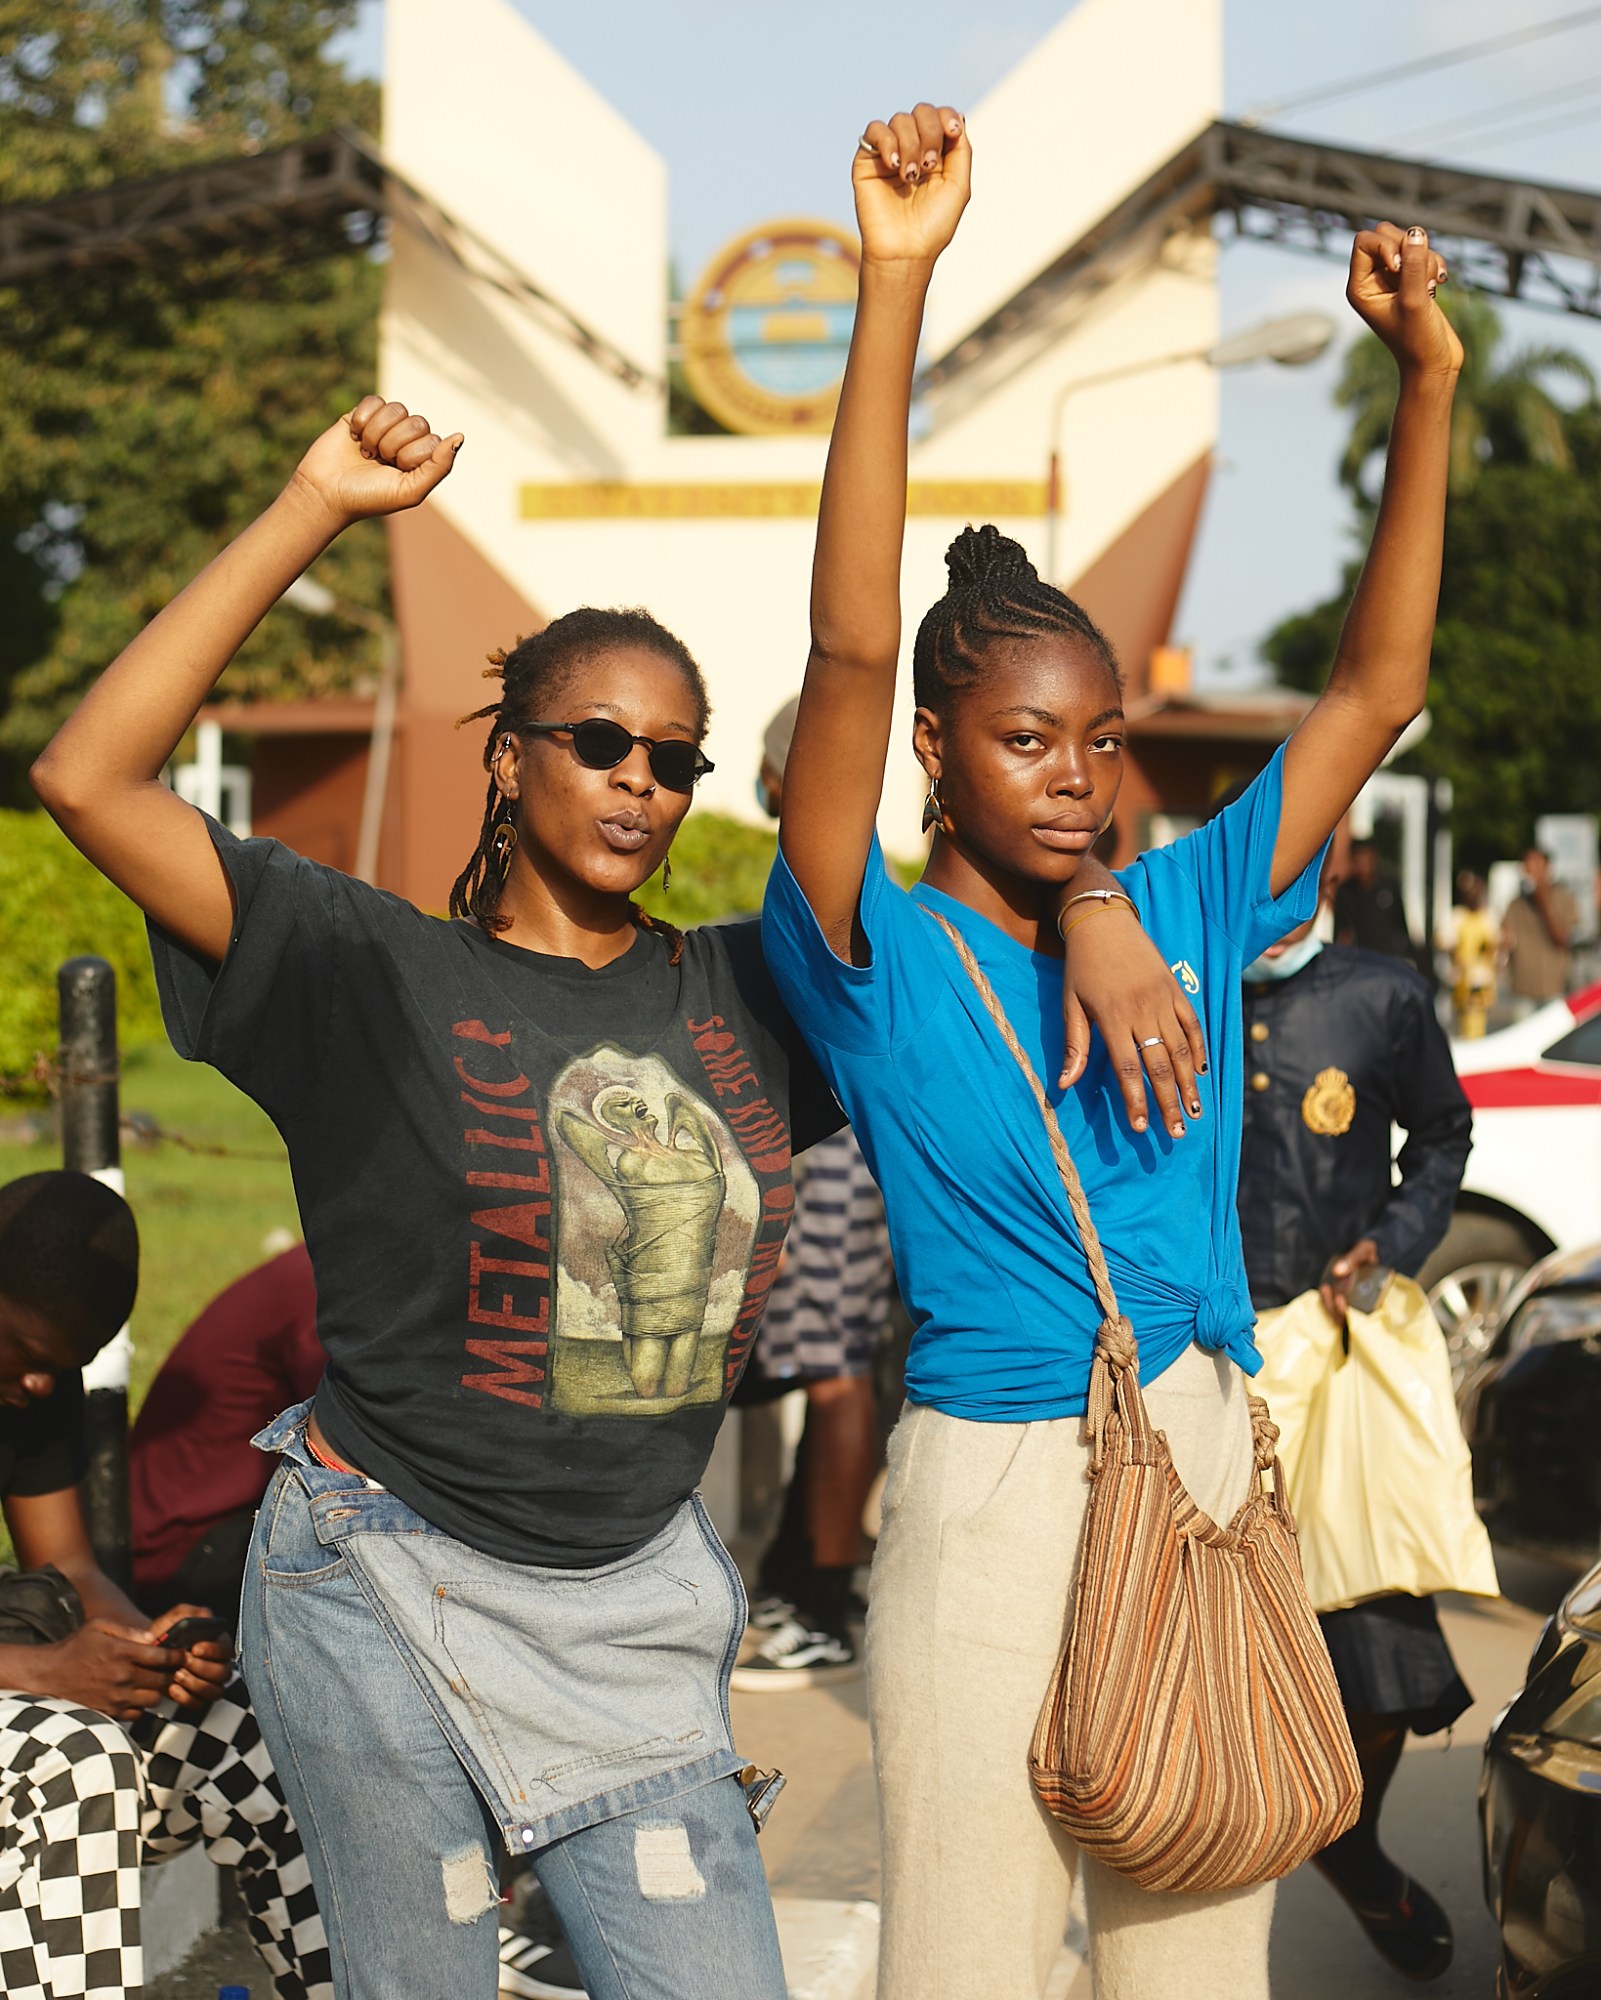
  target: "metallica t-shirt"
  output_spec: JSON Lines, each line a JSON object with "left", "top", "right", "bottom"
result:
{"left": 148, "top": 822, "right": 840, "bottom": 1566}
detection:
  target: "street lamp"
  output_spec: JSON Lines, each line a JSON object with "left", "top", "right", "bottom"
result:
{"left": 1043, "top": 311, "right": 1338, "bottom": 582}
{"left": 282, "top": 573, "right": 402, "bottom": 887}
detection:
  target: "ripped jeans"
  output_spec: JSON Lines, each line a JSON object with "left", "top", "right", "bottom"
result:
{"left": 240, "top": 1406, "right": 785, "bottom": 2000}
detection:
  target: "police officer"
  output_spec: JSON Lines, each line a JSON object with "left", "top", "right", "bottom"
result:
{"left": 1236, "top": 822, "right": 1473, "bottom": 1984}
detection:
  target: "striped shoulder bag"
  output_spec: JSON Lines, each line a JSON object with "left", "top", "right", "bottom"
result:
{"left": 926, "top": 908, "right": 1362, "bottom": 1894}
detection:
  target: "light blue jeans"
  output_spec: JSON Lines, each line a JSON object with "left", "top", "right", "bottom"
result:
{"left": 240, "top": 1405, "right": 786, "bottom": 2000}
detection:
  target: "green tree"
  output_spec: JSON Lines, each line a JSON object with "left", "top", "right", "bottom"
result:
{"left": 0, "top": 2, "right": 384, "bottom": 799}
{"left": 1335, "top": 289, "right": 1595, "bottom": 501}
{"left": 1264, "top": 298, "right": 1601, "bottom": 870}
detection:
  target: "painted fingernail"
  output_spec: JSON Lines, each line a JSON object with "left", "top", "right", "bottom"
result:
{"left": 1392, "top": 254, "right": 1402, "bottom": 270}
{"left": 905, "top": 164, "right": 919, "bottom": 182}
{"left": 947, "top": 117, "right": 962, "bottom": 134}
{"left": 1406, "top": 226, "right": 1426, "bottom": 240}
{"left": 1189, "top": 1100, "right": 1202, "bottom": 1116}
{"left": 888, "top": 151, "right": 900, "bottom": 169}
{"left": 1170, "top": 1121, "right": 1186, "bottom": 1138}
{"left": 924, "top": 153, "right": 939, "bottom": 170}
{"left": 1133, "top": 1118, "right": 1148, "bottom": 1133}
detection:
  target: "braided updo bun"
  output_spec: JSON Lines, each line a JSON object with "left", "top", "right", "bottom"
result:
{"left": 943, "top": 523, "right": 1037, "bottom": 592}
{"left": 913, "top": 522, "right": 1120, "bottom": 708}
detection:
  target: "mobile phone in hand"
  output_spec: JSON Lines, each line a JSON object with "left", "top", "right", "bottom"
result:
{"left": 162, "top": 1614, "right": 233, "bottom": 1652}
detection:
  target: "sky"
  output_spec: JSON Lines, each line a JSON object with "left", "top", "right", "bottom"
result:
{"left": 333, "top": 0, "right": 1601, "bottom": 688}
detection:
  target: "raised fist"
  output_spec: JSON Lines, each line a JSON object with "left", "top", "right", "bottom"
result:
{"left": 290, "top": 395, "right": 464, "bottom": 528}
{"left": 853, "top": 102, "right": 971, "bottom": 269}
{"left": 1346, "top": 225, "right": 1463, "bottom": 378}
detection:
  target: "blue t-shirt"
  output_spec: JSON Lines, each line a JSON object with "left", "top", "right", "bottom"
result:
{"left": 761, "top": 745, "right": 1324, "bottom": 1421}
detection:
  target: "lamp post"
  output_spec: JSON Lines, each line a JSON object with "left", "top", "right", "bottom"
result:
{"left": 1042, "top": 311, "right": 1337, "bottom": 583}
{"left": 282, "top": 575, "right": 401, "bottom": 886}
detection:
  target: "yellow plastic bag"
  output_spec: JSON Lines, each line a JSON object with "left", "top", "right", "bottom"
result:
{"left": 1253, "top": 1277, "right": 1499, "bottom": 1614}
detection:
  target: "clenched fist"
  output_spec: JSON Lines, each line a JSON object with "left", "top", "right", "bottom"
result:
{"left": 1346, "top": 225, "right": 1462, "bottom": 379}
{"left": 853, "top": 102, "right": 971, "bottom": 270}
{"left": 288, "top": 395, "right": 464, "bottom": 530}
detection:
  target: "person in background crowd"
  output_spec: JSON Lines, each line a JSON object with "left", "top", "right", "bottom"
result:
{"left": 1439, "top": 869, "right": 1497, "bottom": 1038}
{"left": 1501, "top": 846, "right": 1576, "bottom": 1016}
{"left": 734, "top": 699, "right": 894, "bottom": 1690}
{"left": 0, "top": 1171, "right": 330, "bottom": 2000}
{"left": 131, "top": 1242, "right": 323, "bottom": 1619}
{"left": 1237, "top": 834, "right": 1474, "bottom": 1982}
{"left": 1333, "top": 837, "right": 1415, "bottom": 961}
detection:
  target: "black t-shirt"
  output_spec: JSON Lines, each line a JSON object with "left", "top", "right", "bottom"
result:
{"left": 0, "top": 1372, "right": 87, "bottom": 1500}
{"left": 149, "top": 824, "right": 841, "bottom": 1566}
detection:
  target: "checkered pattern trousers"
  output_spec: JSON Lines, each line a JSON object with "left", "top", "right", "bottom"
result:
{"left": 0, "top": 1678, "right": 331, "bottom": 2000}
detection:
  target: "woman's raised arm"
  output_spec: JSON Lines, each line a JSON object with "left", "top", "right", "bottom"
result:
{"left": 779, "top": 104, "right": 970, "bottom": 961}
{"left": 1273, "top": 226, "right": 1461, "bottom": 894}
{"left": 30, "top": 398, "right": 461, "bottom": 961}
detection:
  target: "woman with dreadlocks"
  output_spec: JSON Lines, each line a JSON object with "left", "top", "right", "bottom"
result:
{"left": 32, "top": 357, "right": 1206, "bottom": 1995}
{"left": 763, "top": 105, "right": 1462, "bottom": 2000}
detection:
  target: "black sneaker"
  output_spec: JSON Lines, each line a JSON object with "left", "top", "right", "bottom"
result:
{"left": 747, "top": 1591, "right": 798, "bottom": 1632}
{"left": 730, "top": 1614, "right": 860, "bottom": 1690}
{"left": 499, "top": 1922, "right": 587, "bottom": 1998}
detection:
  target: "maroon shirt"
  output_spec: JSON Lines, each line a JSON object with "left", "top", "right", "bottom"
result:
{"left": 130, "top": 1245, "right": 323, "bottom": 1600}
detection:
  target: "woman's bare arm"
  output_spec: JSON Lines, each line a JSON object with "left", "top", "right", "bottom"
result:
{"left": 779, "top": 104, "right": 970, "bottom": 961}
{"left": 1273, "top": 226, "right": 1460, "bottom": 894}
{"left": 30, "top": 398, "right": 462, "bottom": 961}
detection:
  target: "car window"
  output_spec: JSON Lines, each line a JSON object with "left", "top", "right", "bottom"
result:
{"left": 1542, "top": 1014, "right": 1601, "bottom": 1068}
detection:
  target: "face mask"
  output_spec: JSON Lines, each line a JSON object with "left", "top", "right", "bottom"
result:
{"left": 1244, "top": 935, "right": 1324, "bottom": 983}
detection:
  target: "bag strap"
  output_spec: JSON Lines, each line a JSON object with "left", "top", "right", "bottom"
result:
{"left": 922, "top": 903, "right": 1285, "bottom": 1490}
{"left": 922, "top": 907, "right": 1155, "bottom": 1471}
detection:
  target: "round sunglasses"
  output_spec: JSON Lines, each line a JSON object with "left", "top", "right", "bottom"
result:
{"left": 520, "top": 719, "right": 714, "bottom": 793}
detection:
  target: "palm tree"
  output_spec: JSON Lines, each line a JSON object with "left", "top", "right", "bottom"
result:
{"left": 1335, "top": 289, "right": 1596, "bottom": 502}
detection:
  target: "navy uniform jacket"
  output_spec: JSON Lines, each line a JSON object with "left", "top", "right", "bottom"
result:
{"left": 1238, "top": 945, "right": 1473, "bottom": 1310}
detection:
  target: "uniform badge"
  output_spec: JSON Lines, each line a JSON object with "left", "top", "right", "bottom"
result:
{"left": 1301, "top": 1066, "right": 1356, "bottom": 1136}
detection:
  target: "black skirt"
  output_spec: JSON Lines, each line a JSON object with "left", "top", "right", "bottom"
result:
{"left": 1318, "top": 1593, "right": 1472, "bottom": 1736}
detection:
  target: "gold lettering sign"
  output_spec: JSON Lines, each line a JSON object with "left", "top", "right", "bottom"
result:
{"left": 519, "top": 481, "right": 1050, "bottom": 521}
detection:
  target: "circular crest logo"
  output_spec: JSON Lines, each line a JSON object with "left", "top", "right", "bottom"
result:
{"left": 679, "top": 219, "right": 859, "bottom": 435}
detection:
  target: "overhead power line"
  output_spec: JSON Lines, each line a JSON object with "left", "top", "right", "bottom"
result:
{"left": 1441, "top": 99, "right": 1601, "bottom": 155}
{"left": 1240, "top": 4, "right": 1601, "bottom": 126}
{"left": 1399, "top": 70, "right": 1601, "bottom": 149}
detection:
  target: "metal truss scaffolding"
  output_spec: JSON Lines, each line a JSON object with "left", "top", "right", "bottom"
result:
{"left": 2, "top": 117, "right": 1595, "bottom": 404}
{"left": 920, "top": 119, "right": 1601, "bottom": 408}
{"left": 0, "top": 127, "right": 659, "bottom": 392}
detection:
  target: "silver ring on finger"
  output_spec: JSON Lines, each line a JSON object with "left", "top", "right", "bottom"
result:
{"left": 858, "top": 137, "right": 879, "bottom": 156}
{"left": 1138, "top": 1036, "right": 1166, "bottom": 1051}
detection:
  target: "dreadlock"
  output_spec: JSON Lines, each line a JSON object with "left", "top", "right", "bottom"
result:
{"left": 912, "top": 524, "right": 1120, "bottom": 709}
{"left": 450, "top": 607, "right": 710, "bottom": 963}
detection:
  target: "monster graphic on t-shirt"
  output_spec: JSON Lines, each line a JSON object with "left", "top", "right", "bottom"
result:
{"left": 548, "top": 1049, "right": 759, "bottom": 1417}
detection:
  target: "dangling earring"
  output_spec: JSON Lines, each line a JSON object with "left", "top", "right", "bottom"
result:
{"left": 922, "top": 777, "right": 955, "bottom": 837}
{"left": 487, "top": 806, "right": 518, "bottom": 879}
{"left": 661, "top": 854, "right": 673, "bottom": 894}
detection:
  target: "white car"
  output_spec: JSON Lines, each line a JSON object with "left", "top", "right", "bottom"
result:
{"left": 1422, "top": 978, "right": 1601, "bottom": 1376}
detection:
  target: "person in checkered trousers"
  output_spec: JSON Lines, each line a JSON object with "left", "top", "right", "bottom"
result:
{"left": 0, "top": 1171, "right": 331, "bottom": 2000}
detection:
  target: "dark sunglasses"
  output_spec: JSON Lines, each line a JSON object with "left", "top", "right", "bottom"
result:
{"left": 521, "top": 719, "right": 714, "bottom": 793}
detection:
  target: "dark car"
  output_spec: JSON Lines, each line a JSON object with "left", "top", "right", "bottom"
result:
{"left": 1481, "top": 1560, "right": 1601, "bottom": 1999}
{"left": 1460, "top": 1244, "right": 1601, "bottom": 1570}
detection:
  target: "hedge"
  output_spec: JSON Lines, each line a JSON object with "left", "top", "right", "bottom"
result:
{"left": 0, "top": 810, "right": 165, "bottom": 1094}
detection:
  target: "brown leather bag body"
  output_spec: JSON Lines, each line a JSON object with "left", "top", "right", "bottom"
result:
{"left": 927, "top": 909, "right": 1362, "bottom": 1893}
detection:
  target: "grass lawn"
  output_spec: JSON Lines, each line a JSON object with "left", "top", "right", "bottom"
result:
{"left": 4, "top": 1039, "right": 300, "bottom": 1412}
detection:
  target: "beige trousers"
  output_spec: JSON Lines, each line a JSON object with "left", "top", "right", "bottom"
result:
{"left": 867, "top": 1343, "right": 1276, "bottom": 2000}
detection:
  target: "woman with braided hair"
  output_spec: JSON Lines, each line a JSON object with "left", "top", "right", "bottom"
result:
{"left": 31, "top": 338, "right": 1203, "bottom": 1987}
{"left": 763, "top": 104, "right": 1463, "bottom": 2000}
